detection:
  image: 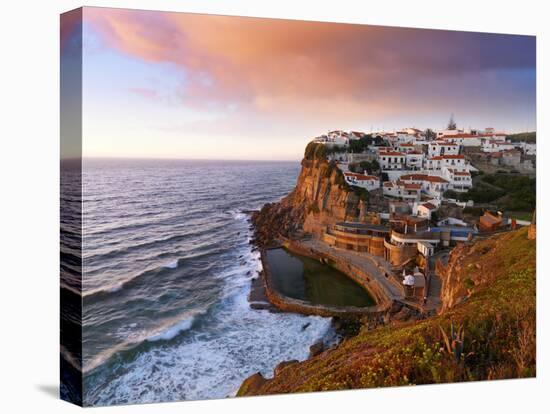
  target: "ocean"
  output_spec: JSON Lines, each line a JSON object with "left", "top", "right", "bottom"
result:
{"left": 75, "top": 159, "right": 332, "bottom": 406}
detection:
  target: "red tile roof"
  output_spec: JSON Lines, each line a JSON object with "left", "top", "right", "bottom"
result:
{"left": 400, "top": 173, "right": 449, "bottom": 184}
{"left": 430, "top": 155, "right": 465, "bottom": 160}
{"left": 421, "top": 202, "right": 437, "bottom": 210}
{"left": 400, "top": 174, "right": 428, "bottom": 181}
{"left": 424, "top": 176, "right": 449, "bottom": 183}
{"left": 380, "top": 151, "right": 405, "bottom": 156}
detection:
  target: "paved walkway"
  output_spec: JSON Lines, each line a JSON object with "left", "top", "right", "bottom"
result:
{"left": 299, "top": 239, "right": 405, "bottom": 301}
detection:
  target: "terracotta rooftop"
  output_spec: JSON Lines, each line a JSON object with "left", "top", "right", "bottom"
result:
{"left": 380, "top": 151, "right": 405, "bottom": 157}
{"left": 421, "top": 202, "right": 438, "bottom": 210}
{"left": 403, "top": 183, "right": 422, "bottom": 190}
{"left": 400, "top": 173, "right": 448, "bottom": 184}
{"left": 430, "top": 155, "right": 465, "bottom": 160}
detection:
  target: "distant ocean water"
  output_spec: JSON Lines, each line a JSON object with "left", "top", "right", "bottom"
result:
{"left": 73, "top": 159, "right": 332, "bottom": 406}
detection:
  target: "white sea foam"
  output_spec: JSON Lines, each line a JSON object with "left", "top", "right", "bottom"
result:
{"left": 85, "top": 292, "right": 330, "bottom": 405}
{"left": 84, "top": 195, "right": 331, "bottom": 405}
{"left": 146, "top": 317, "right": 195, "bottom": 342}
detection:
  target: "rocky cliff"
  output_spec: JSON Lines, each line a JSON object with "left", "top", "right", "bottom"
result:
{"left": 438, "top": 228, "right": 535, "bottom": 312}
{"left": 251, "top": 142, "right": 383, "bottom": 246}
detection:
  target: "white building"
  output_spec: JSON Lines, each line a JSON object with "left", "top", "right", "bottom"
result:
{"left": 400, "top": 173, "right": 450, "bottom": 198}
{"left": 441, "top": 167, "right": 473, "bottom": 192}
{"left": 379, "top": 150, "right": 406, "bottom": 170}
{"left": 428, "top": 141, "right": 460, "bottom": 157}
{"left": 416, "top": 202, "right": 438, "bottom": 220}
{"left": 405, "top": 151, "right": 424, "bottom": 170}
{"left": 395, "top": 131, "right": 416, "bottom": 144}
{"left": 343, "top": 172, "right": 380, "bottom": 191}
{"left": 437, "top": 129, "right": 461, "bottom": 138}
{"left": 514, "top": 141, "right": 536, "bottom": 156}
{"left": 439, "top": 134, "right": 482, "bottom": 147}
{"left": 383, "top": 180, "right": 422, "bottom": 201}
{"left": 313, "top": 133, "right": 347, "bottom": 146}
{"left": 425, "top": 154, "right": 467, "bottom": 171}
{"left": 327, "top": 130, "right": 350, "bottom": 145}
{"left": 482, "top": 140, "right": 515, "bottom": 153}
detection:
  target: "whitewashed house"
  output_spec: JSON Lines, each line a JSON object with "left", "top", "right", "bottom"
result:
{"left": 514, "top": 142, "right": 536, "bottom": 155}
{"left": 327, "top": 130, "right": 350, "bottom": 146}
{"left": 425, "top": 154, "right": 466, "bottom": 171}
{"left": 439, "top": 134, "right": 482, "bottom": 147}
{"left": 395, "top": 131, "right": 416, "bottom": 144}
{"left": 379, "top": 150, "right": 406, "bottom": 170}
{"left": 405, "top": 151, "right": 424, "bottom": 170}
{"left": 400, "top": 173, "right": 450, "bottom": 198}
{"left": 343, "top": 172, "right": 380, "bottom": 191}
{"left": 482, "top": 140, "right": 515, "bottom": 153}
{"left": 441, "top": 167, "right": 472, "bottom": 192}
{"left": 383, "top": 180, "right": 422, "bottom": 201}
{"left": 428, "top": 141, "right": 460, "bottom": 157}
{"left": 416, "top": 202, "right": 438, "bottom": 220}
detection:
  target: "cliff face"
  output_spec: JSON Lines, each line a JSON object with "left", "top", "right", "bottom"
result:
{"left": 239, "top": 228, "right": 536, "bottom": 396}
{"left": 252, "top": 143, "right": 368, "bottom": 246}
{"left": 438, "top": 228, "right": 536, "bottom": 312}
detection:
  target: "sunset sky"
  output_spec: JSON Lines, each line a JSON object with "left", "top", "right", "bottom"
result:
{"left": 62, "top": 7, "right": 536, "bottom": 160}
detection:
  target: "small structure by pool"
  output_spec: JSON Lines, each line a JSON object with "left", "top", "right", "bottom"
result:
{"left": 264, "top": 248, "right": 376, "bottom": 308}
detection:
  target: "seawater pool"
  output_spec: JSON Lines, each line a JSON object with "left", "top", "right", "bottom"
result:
{"left": 265, "top": 248, "right": 375, "bottom": 307}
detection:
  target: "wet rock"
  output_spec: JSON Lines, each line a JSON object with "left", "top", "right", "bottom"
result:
{"left": 274, "top": 360, "right": 299, "bottom": 376}
{"left": 301, "top": 322, "right": 311, "bottom": 331}
{"left": 309, "top": 341, "right": 324, "bottom": 357}
{"left": 237, "top": 372, "right": 268, "bottom": 396}
{"left": 249, "top": 302, "right": 274, "bottom": 311}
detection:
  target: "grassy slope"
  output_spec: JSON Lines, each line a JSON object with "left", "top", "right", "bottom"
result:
{"left": 239, "top": 228, "right": 535, "bottom": 395}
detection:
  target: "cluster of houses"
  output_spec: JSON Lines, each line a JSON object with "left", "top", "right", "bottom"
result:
{"left": 316, "top": 125, "right": 531, "bottom": 246}
{"left": 311, "top": 126, "right": 536, "bottom": 301}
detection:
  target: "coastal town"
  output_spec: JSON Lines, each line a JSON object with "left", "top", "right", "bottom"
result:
{"left": 308, "top": 120, "right": 536, "bottom": 310}
{"left": 250, "top": 118, "right": 536, "bottom": 321}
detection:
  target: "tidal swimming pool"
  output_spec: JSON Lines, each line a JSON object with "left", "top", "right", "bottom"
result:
{"left": 265, "top": 248, "right": 376, "bottom": 308}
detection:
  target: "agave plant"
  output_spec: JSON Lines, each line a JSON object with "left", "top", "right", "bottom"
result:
{"left": 438, "top": 322, "right": 471, "bottom": 363}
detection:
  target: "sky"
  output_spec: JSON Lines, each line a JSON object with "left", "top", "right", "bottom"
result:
{"left": 61, "top": 7, "right": 536, "bottom": 160}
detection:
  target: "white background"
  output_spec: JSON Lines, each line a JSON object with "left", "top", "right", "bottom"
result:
{"left": 0, "top": 0, "right": 547, "bottom": 412}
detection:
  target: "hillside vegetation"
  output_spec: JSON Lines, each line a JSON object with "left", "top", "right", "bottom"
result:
{"left": 450, "top": 173, "right": 536, "bottom": 213}
{"left": 238, "top": 228, "right": 535, "bottom": 396}
{"left": 506, "top": 131, "right": 536, "bottom": 143}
